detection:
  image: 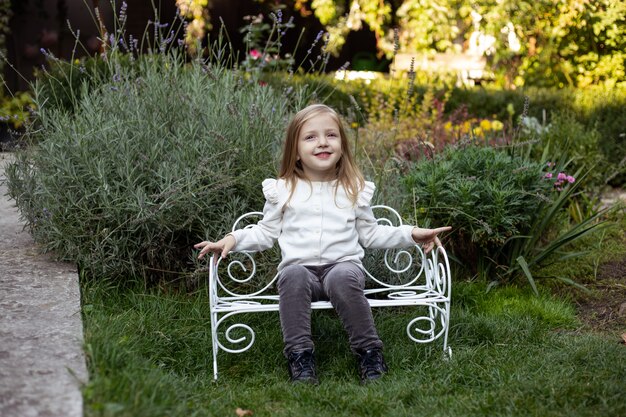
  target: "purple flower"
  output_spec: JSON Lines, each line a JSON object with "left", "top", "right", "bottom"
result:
{"left": 557, "top": 172, "right": 567, "bottom": 181}
{"left": 566, "top": 175, "right": 575, "bottom": 183}
{"left": 544, "top": 172, "right": 553, "bottom": 179}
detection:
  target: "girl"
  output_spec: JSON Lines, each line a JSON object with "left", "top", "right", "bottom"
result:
{"left": 195, "top": 104, "right": 450, "bottom": 384}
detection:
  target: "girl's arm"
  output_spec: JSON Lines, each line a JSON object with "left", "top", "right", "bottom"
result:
{"left": 356, "top": 205, "right": 416, "bottom": 249}
{"left": 356, "top": 205, "right": 450, "bottom": 253}
{"left": 227, "top": 198, "right": 283, "bottom": 252}
{"left": 410, "top": 226, "right": 452, "bottom": 254}
{"left": 195, "top": 235, "right": 236, "bottom": 260}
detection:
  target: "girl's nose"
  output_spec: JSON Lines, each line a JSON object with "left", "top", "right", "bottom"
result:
{"left": 318, "top": 135, "right": 328, "bottom": 146}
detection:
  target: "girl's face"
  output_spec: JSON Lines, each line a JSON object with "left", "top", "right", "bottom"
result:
{"left": 296, "top": 113, "right": 343, "bottom": 181}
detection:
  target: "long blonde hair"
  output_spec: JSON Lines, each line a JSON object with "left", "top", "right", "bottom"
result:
{"left": 279, "top": 104, "right": 364, "bottom": 205}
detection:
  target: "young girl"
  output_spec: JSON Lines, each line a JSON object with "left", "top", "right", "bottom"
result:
{"left": 195, "top": 104, "right": 450, "bottom": 384}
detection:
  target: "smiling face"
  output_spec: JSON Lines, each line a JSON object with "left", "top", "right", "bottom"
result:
{"left": 296, "top": 113, "right": 343, "bottom": 181}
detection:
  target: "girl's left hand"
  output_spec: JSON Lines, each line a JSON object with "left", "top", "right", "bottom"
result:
{"left": 411, "top": 226, "right": 452, "bottom": 254}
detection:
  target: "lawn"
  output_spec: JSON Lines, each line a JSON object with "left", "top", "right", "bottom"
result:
{"left": 81, "top": 276, "right": 626, "bottom": 417}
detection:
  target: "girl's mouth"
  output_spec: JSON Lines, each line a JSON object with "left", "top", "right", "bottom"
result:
{"left": 315, "top": 152, "right": 332, "bottom": 159}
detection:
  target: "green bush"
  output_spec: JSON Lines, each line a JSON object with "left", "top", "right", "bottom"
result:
{"left": 402, "top": 145, "right": 607, "bottom": 291}
{"left": 405, "top": 145, "right": 551, "bottom": 248}
{"left": 6, "top": 51, "right": 306, "bottom": 285}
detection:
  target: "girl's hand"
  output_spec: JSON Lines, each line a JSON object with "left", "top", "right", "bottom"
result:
{"left": 411, "top": 226, "right": 452, "bottom": 254}
{"left": 194, "top": 235, "right": 236, "bottom": 260}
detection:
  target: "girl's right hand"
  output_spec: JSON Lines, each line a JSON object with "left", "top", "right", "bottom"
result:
{"left": 194, "top": 235, "right": 236, "bottom": 260}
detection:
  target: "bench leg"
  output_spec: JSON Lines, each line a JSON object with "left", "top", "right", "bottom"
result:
{"left": 442, "top": 300, "right": 452, "bottom": 360}
{"left": 211, "top": 308, "right": 219, "bottom": 381}
{"left": 209, "top": 256, "right": 220, "bottom": 381}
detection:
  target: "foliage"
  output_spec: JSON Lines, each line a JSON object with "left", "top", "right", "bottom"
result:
{"left": 307, "top": 0, "right": 391, "bottom": 55}
{"left": 332, "top": 80, "right": 625, "bottom": 186}
{"left": 34, "top": 55, "right": 127, "bottom": 115}
{"left": 402, "top": 145, "right": 608, "bottom": 291}
{"left": 0, "top": 91, "right": 35, "bottom": 129}
{"left": 336, "top": 77, "right": 510, "bottom": 205}
{"left": 239, "top": 10, "right": 296, "bottom": 74}
{"left": 519, "top": 112, "right": 606, "bottom": 189}
{"left": 34, "top": 0, "right": 188, "bottom": 115}
{"left": 538, "top": 210, "right": 626, "bottom": 288}
{"left": 517, "top": 0, "right": 626, "bottom": 88}
{"left": 5, "top": 48, "right": 308, "bottom": 285}
{"left": 176, "top": 0, "right": 211, "bottom": 54}
{"left": 291, "top": 0, "right": 626, "bottom": 89}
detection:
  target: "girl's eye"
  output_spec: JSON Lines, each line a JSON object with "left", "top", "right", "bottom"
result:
{"left": 328, "top": 132, "right": 338, "bottom": 138}
{"left": 305, "top": 135, "right": 315, "bottom": 141}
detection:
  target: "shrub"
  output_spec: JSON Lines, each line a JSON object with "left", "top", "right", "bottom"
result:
{"left": 402, "top": 145, "right": 607, "bottom": 291}
{"left": 5, "top": 51, "right": 306, "bottom": 286}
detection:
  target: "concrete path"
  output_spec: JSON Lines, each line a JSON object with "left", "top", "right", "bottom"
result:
{"left": 0, "top": 152, "right": 87, "bottom": 417}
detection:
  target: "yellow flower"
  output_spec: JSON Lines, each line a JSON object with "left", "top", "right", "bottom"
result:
{"left": 351, "top": 122, "right": 359, "bottom": 129}
{"left": 480, "top": 119, "right": 492, "bottom": 131}
{"left": 444, "top": 121, "right": 452, "bottom": 131}
{"left": 491, "top": 120, "right": 504, "bottom": 131}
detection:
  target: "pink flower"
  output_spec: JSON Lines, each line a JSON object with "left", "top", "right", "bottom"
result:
{"left": 557, "top": 172, "right": 567, "bottom": 181}
{"left": 250, "top": 49, "right": 261, "bottom": 60}
{"left": 544, "top": 172, "right": 553, "bottom": 179}
{"left": 566, "top": 175, "right": 575, "bottom": 183}
{"left": 547, "top": 162, "right": 554, "bottom": 167}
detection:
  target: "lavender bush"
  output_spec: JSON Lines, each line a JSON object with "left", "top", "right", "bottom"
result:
{"left": 6, "top": 48, "right": 306, "bottom": 286}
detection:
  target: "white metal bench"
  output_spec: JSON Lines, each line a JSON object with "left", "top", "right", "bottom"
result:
{"left": 208, "top": 205, "right": 452, "bottom": 380}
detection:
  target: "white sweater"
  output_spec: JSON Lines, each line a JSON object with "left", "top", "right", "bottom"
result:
{"left": 229, "top": 178, "right": 416, "bottom": 271}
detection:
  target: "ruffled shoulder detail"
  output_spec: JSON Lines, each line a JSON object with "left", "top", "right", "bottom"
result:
{"left": 261, "top": 178, "right": 279, "bottom": 204}
{"left": 356, "top": 181, "right": 376, "bottom": 207}
{"left": 262, "top": 178, "right": 290, "bottom": 206}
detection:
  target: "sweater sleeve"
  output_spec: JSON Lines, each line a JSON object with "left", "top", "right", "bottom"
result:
{"left": 229, "top": 179, "right": 283, "bottom": 252}
{"left": 355, "top": 181, "right": 415, "bottom": 249}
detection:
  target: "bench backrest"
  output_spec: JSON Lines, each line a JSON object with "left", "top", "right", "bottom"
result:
{"left": 212, "top": 205, "right": 448, "bottom": 300}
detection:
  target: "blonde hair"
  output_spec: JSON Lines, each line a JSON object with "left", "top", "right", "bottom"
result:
{"left": 279, "top": 104, "right": 364, "bottom": 205}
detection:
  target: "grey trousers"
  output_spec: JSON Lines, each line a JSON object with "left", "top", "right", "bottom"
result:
{"left": 277, "top": 261, "right": 383, "bottom": 356}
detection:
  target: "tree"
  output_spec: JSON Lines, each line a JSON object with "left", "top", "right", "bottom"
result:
{"left": 292, "top": 0, "right": 625, "bottom": 88}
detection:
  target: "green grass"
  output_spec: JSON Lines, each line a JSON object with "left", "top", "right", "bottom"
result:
{"left": 537, "top": 211, "right": 626, "bottom": 285}
{"left": 81, "top": 280, "right": 625, "bottom": 417}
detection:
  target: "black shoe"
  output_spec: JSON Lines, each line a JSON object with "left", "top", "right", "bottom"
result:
{"left": 356, "top": 348, "right": 388, "bottom": 383}
{"left": 287, "top": 349, "right": 319, "bottom": 384}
